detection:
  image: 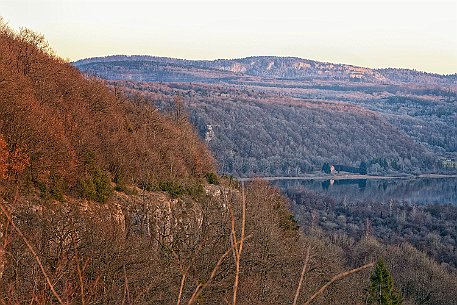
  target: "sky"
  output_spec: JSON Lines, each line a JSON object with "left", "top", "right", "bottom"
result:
{"left": 1, "top": 0, "right": 456, "bottom": 74}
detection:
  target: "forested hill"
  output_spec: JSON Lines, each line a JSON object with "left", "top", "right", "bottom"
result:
{"left": 0, "top": 25, "right": 215, "bottom": 196}
{"left": 74, "top": 55, "right": 456, "bottom": 177}
{"left": 74, "top": 55, "right": 457, "bottom": 86}
{"left": 115, "top": 82, "right": 436, "bottom": 177}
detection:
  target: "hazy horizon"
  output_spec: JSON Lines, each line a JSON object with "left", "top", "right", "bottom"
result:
{"left": 1, "top": 0, "right": 456, "bottom": 74}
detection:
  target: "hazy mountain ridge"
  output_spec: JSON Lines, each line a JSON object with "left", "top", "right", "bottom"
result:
{"left": 201, "top": 56, "right": 390, "bottom": 83}
{"left": 376, "top": 67, "right": 457, "bottom": 86}
{"left": 74, "top": 55, "right": 457, "bottom": 86}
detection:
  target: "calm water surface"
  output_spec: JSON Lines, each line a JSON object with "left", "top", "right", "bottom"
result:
{"left": 272, "top": 177, "right": 457, "bottom": 205}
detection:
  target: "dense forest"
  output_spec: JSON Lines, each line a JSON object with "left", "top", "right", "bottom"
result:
{"left": 74, "top": 56, "right": 457, "bottom": 177}
{"left": 114, "top": 81, "right": 436, "bottom": 176}
{"left": 285, "top": 186, "right": 457, "bottom": 305}
{"left": 0, "top": 21, "right": 216, "bottom": 199}
{"left": 286, "top": 188, "right": 457, "bottom": 270}
{"left": 1, "top": 21, "right": 457, "bottom": 305}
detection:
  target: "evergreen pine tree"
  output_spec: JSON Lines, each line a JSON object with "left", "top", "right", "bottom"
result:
{"left": 367, "top": 259, "right": 403, "bottom": 305}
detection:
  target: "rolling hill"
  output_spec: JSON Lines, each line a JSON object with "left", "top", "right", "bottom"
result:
{"left": 75, "top": 55, "right": 457, "bottom": 86}
{"left": 74, "top": 55, "right": 456, "bottom": 177}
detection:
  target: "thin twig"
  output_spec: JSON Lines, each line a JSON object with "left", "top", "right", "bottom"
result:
{"left": 303, "top": 262, "right": 374, "bottom": 305}
{"left": 188, "top": 235, "right": 252, "bottom": 305}
{"left": 72, "top": 235, "right": 86, "bottom": 305}
{"left": 188, "top": 248, "right": 231, "bottom": 305}
{"left": 176, "top": 267, "right": 189, "bottom": 305}
{"left": 232, "top": 181, "right": 246, "bottom": 305}
{"left": 293, "top": 244, "right": 311, "bottom": 305}
{"left": 122, "top": 265, "right": 131, "bottom": 305}
{"left": 229, "top": 206, "right": 238, "bottom": 260}
{"left": 0, "top": 201, "right": 64, "bottom": 304}
{"left": 174, "top": 230, "right": 207, "bottom": 305}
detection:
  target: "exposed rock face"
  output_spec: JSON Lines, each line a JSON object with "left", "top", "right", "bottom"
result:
{"left": 113, "top": 190, "right": 205, "bottom": 249}
{"left": 0, "top": 185, "right": 232, "bottom": 266}
{"left": 115, "top": 185, "right": 236, "bottom": 248}
{"left": 205, "top": 124, "right": 215, "bottom": 142}
{"left": 227, "top": 63, "right": 247, "bottom": 73}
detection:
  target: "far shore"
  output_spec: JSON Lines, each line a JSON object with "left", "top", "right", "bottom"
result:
{"left": 238, "top": 173, "right": 457, "bottom": 182}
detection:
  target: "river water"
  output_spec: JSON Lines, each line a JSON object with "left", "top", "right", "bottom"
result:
{"left": 271, "top": 177, "right": 457, "bottom": 205}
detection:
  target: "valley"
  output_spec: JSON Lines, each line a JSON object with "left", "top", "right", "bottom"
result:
{"left": 0, "top": 18, "right": 456, "bottom": 305}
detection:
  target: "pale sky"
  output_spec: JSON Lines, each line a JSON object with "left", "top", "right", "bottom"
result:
{"left": 1, "top": 0, "right": 456, "bottom": 74}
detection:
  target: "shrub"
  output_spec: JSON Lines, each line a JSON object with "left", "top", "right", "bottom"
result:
{"left": 186, "top": 182, "right": 204, "bottom": 198}
{"left": 35, "top": 175, "right": 65, "bottom": 201}
{"left": 205, "top": 172, "right": 219, "bottom": 185}
{"left": 114, "top": 183, "right": 137, "bottom": 195}
{"left": 158, "top": 180, "right": 185, "bottom": 198}
{"left": 49, "top": 175, "right": 65, "bottom": 201}
{"left": 79, "top": 168, "right": 112, "bottom": 203}
{"left": 280, "top": 213, "right": 299, "bottom": 231}
{"left": 158, "top": 180, "right": 204, "bottom": 198}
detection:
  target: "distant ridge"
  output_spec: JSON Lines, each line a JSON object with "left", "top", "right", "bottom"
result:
{"left": 74, "top": 55, "right": 457, "bottom": 86}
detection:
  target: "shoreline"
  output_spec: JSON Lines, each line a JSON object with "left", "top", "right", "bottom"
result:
{"left": 238, "top": 173, "right": 457, "bottom": 182}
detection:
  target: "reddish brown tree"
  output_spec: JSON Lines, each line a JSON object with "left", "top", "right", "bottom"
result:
{"left": 0, "top": 134, "right": 8, "bottom": 179}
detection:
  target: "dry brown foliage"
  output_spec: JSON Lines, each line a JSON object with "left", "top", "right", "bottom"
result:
{"left": 0, "top": 136, "right": 7, "bottom": 180}
{"left": 0, "top": 21, "right": 215, "bottom": 198}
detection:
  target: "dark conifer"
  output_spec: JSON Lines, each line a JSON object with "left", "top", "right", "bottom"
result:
{"left": 367, "top": 259, "right": 403, "bottom": 305}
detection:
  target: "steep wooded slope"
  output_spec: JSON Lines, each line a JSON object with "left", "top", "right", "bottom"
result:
{"left": 0, "top": 25, "right": 215, "bottom": 196}
{"left": 1, "top": 23, "right": 456, "bottom": 305}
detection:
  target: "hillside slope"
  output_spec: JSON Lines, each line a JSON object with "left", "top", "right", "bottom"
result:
{"left": 0, "top": 28, "right": 380, "bottom": 303}
{"left": 116, "top": 81, "right": 435, "bottom": 176}
{"left": 0, "top": 26, "right": 215, "bottom": 197}
{"left": 74, "top": 55, "right": 456, "bottom": 176}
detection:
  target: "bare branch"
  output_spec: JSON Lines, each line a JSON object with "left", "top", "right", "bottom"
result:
{"left": 188, "top": 234, "right": 252, "bottom": 305}
{"left": 232, "top": 181, "right": 246, "bottom": 305}
{"left": 0, "top": 201, "right": 64, "bottom": 304}
{"left": 176, "top": 267, "right": 189, "bottom": 305}
{"left": 303, "top": 262, "right": 374, "bottom": 305}
{"left": 293, "top": 244, "right": 311, "bottom": 305}
{"left": 122, "top": 264, "right": 131, "bottom": 305}
{"left": 73, "top": 235, "right": 86, "bottom": 305}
